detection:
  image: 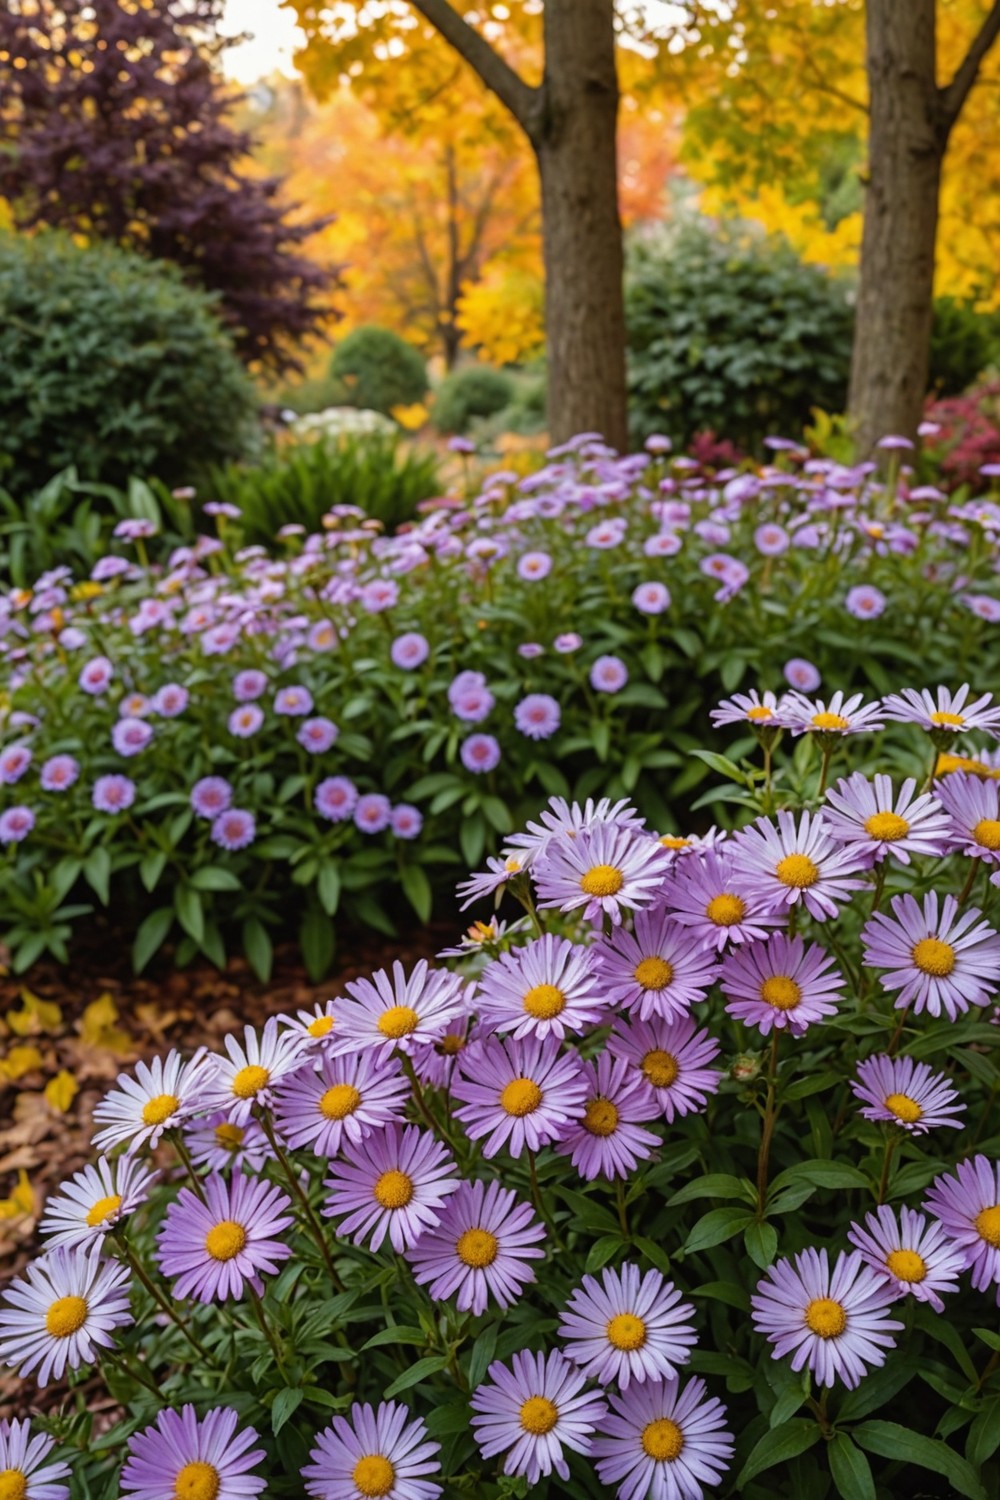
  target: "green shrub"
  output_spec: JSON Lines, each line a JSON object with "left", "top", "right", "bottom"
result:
{"left": 329, "top": 325, "right": 428, "bottom": 414}
{"left": 0, "top": 231, "right": 259, "bottom": 492}
{"left": 433, "top": 365, "right": 516, "bottom": 434}
{"left": 625, "top": 220, "right": 855, "bottom": 452}
{"left": 207, "top": 433, "right": 442, "bottom": 541}
{"left": 929, "top": 296, "right": 1000, "bottom": 397}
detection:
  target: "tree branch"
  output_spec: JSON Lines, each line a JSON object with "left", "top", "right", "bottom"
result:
{"left": 939, "top": 0, "right": 1000, "bottom": 138}
{"left": 407, "top": 0, "right": 541, "bottom": 138}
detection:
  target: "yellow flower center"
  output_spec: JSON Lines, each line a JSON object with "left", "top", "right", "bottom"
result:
{"left": 885, "top": 1249, "right": 927, "bottom": 1283}
{"left": 0, "top": 1471, "right": 27, "bottom": 1500}
{"left": 583, "top": 1097, "right": 619, "bottom": 1137}
{"left": 811, "top": 712, "right": 850, "bottom": 731}
{"left": 641, "top": 1417, "right": 685, "bottom": 1462}
{"left": 437, "top": 1034, "right": 464, "bottom": 1056}
{"left": 522, "top": 983, "right": 566, "bottom": 1020}
{"left": 500, "top": 1078, "right": 543, "bottom": 1116}
{"left": 642, "top": 1049, "right": 679, "bottom": 1088}
{"left": 760, "top": 975, "right": 802, "bottom": 1011}
{"left": 173, "top": 1461, "right": 221, "bottom": 1500}
{"left": 580, "top": 864, "right": 624, "bottom": 898}
{"left": 911, "top": 937, "right": 956, "bottom": 976}
{"left": 659, "top": 835, "right": 692, "bottom": 848}
{"left": 705, "top": 892, "right": 746, "bottom": 926}
{"left": 320, "top": 1084, "right": 362, "bottom": 1120}
{"left": 634, "top": 956, "right": 674, "bottom": 991}
{"left": 504, "top": 857, "right": 523, "bottom": 873}
{"left": 231, "top": 1064, "right": 269, "bottom": 1099}
{"left": 373, "top": 1169, "right": 413, "bottom": 1209}
{"left": 456, "top": 1228, "right": 499, "bottom": 1267}
{"left": 974, "top": 818, "right": 1000, "bottom": 851}
{"left": 141, "top": 1092, "right": 180, "bottom": 1126}
{"left": 775, "top": 853, "right": 820, "bottom": 888}
{"left": 377, "top": 1005, "right": 420, "bottom": 1039}
{"left": 204, "top": 1220, "right": 247, "bottom": 1261}
{"left": 307, "top": 1015, "right": 334, "bottom": 1037}
{"left": 975, "top": 1204, "right": 1000, "bottom": 1247}
{"left": 352, "top": 1456, "right": 395, "bottom": 1498}
{"left": 607, "top": 1312, "right": 646, "bottom": 1351}
{"left": 804, "top": 1297, "right": 847, "bottom": 1338}
{"left": 519, "top": 1396, "right": 559, "bottom": 1435}
{"left": 45, "top": 1295, "right": 88, "bottom": 1338}
{"left": 930, "top": 710, "right": 965, "bottom": 727}
{"left": 85, "top": 1192, "right": 122, "bottom": 1228}
{"left": 214, "top": 1123, "right": 245, "bottom": 1152}
{"left": 885, "top": 1092, "right": 923, "bottom": 1124}
{"left": 864, "top": 811, "right": 910, "bottom": 841}
{"left": 746, "top": 705, "right": 773, "bottom": 721}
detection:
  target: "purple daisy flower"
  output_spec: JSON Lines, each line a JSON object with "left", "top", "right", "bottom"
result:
{"left": 297, "top": 716, "right": 339, "bottom": 753}
{"left": 409, "top": 1013, "right": 487, "bottom": 1090}
{"left": 720, "top": 933, "right": 844, "bottom": 1036}
{"left": 590, "top": 654, "right": 629, "bottom": 693}
{"left": 184, "top": 1112, "right": 270, "bottom": 1175}
{"left": 751, "top": 1247, "right": 903, "bottom": 1389}
{"left": 314, "top": 775, "right": 358, "bottom": 822}
{"left": 517, "top": 551, "right": 552, "bottom": 581}
{"left": 112, "top": 717, "right": 153, "bottom": 757}
{"left": 78, "top": 656, "right": 113, "bottom": 695}
{"left": 390, "top": 803, "right": 423, "bottom": 839}
{"left": 660, "top": 848, "right": 781, "bottom": 951}
{"left": 211, "top": 807, "right": 256, "bottom": 851}
{"left": 361, "top": 579, "right": 399, "bottom": 613}
{"left": 333, "top": 961, "right": 466, "bottom": 1058}
{"left": 152, "top": 683, "right": 189, "bottom": 717}
{"left": 274, "top": 685, "right": 313, "bottom": 716}
{"left": 228, "top": 704, "right": 264, "bottom": 738}
{"left": 460, "top": 733, "right": 501, "bottom": 774}
{"left": 475, "top": 933, "right": 607, "bottom": 1041}
{"left": 514, "top": 694, "right": 561, "bottom": 741}
{"left": 121, "top": 1405, "right": 266, "bottom": 1500}
{"left": 156, "top": 1172, "right": 293, "bottom": 1301}
{"left": 451, "top": 1034, "right": 587, "bottom": 1159}
{"left": 554, "top": 631, "right": 582, "bottom": 653}
{"left": 273, "top": 1050, "right": 409, "bottom": 1157}
{"left": 0, "top": 806, "right": 34, "bottom": 844}
{"left": 0, "top": 743, "right": 32, "bottom": 784}
{"left": 784, "top": 658, "right": 820, "bottom": 692}
{"left": 190, "top": 775, "right": 233, "bottom": 820}
{"left": 323, "top": 1123, "right": 459, "bottom": 1253}
{"left": 632, "top": 581, "right": 671, "bottom": 614}
{"left": 592, "top": 1375, "right": 734, "bottom": 1500}
{"left": 448, "top": 670, "right": 494, "bottom": 723}
{"left": 506, "top": 794, "right": 646, "bottom": 866}
{"left": 781, "top": 689, "right": 885, "bottom": 737}
{"left": 303, "top": 1401, "right": 441, "bottom": 1500}
{"left": 470, "top": 1348, "right": 607, "bottom": 1485}
{"left": 0, "top": 1416, "right": 71, "bottom": 1499}
{"left": 355, "top": 792, "right": 393, "bottom": 833}
{"left": 0, "top": 1245, "right": 132, "bottom": 1386}
{"left": 92, "top": 774, "right": 135, "bottom": 813}
{"left": 559, "top": 1262, "right": 697, "bottom": 1389}
{"left": 406, "top": 1179, "right": 545, "bottom": 1315}
{"left": 39, "top": 754, "right": 79, "bottom": 792}
{"left": 92, "top": 1048, "right": 218, "bottom": 1154}
{"left": 233, "top": 669, "right": 268, "bottom": 702}
{"left": 851, "top": 1053, "right": 965, "bottom": 1134}
{"left": 846, "top": 585, "right": 886, "bottom": 619}
{"left": 39, "top": 1154, "right": 156, "bottom": 1249}
{"left": 730, "top": 810, "right": 867, "bottom": 922}
{"left": 456, "top": 852, "right": 527, "bottom": 910}
{"left": 607, "top": 1014, "right": 721, "bottom": 1123}
{"left": 924, "top": 1155, "right": 1000, "bottom": 1300}
{"left": 881, "top": 684, "right": 1000, "bottom": 737}
{"left": 390, "top": 632, "right": 431, "bottom": 670}
{"left": 861, "top": 892, "right": 1000, "bottom": 1018}
{"left": 755, "top": 522, "right": 789, "bottom": 555}
{"left": 848, "top": 1206, "right": 967, "bottom": 1312}
{"left": 557, "top": 1052, "right": 660, "bottom": 1180}
{"left": 709, "top": 689, "right": 782, "bottom": 729}
{"left": 534, "top": 823, "right": 672, "bottom": 928}
{"left": 202, "top": 1018, "right": 304, "bottom": 1125}
{"left": 823, "top": 772, "right": 950, "bottom": 865}
{"left": 593, "top": 906, "right": 718, "bottom": 1022}
{"left": 935, "top": 771, "right": 1000, "bottom": 865}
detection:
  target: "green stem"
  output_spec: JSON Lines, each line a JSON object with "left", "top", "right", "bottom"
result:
{"left": 121, "top": 1241, "right": 216, "bottom": 1364}
{"left": 956, "top": 860, "right": 979, "bottom": 908}
{"left": 615, "top": 1178, "right": 630, "bottom": 1240}
{"left": 401, "top": 1055, "right": 461, "bottom": 1156}
{"left": 756, "top": 1031, "right": 781, "bottom": 1212}
{"left": 248, "top": 1286, "right": 286, "bottom": 1374}
{"left": 259, "top": 1114, "right": 342, "bottom": 1290}
{"left": 887, "top": 1003, "right": 911, "bottom": 1057}
{"left": 876, "top": 1133, "right": 899, "bottom": 1206}
{"left": 101, "top": 1347, "right": 163, "bottom": 1401}
{"left": 170, "top": 1132, "right": 208, "bottom": 1203}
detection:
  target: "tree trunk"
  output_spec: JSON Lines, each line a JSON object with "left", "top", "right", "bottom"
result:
{"left": 535, "top": 0, "right": 628, "bottom": 450}
{"left": 848, "top": 0, "right": 943, "bottom": 454}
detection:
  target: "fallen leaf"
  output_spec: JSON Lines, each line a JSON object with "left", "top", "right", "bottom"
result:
{"left": 0, "top": 1168, "right": 35, "bottom": 1220}
{"left": 79, "top": 993, "right": 132, "bottom": 1053}
{"left": 0, "top": 1044, "right": 44, "bottom": 1080}
{"left": 7, "top": 990, "right": 61, "bottom": 1036}
{"left": 44, "top": 1070, "right": 79, "bottom": 1113}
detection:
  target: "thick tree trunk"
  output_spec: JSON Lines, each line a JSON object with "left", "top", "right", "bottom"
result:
{"left": 535, "top": 0, "right": 628, "bottom": 451}
{"left": 848, "top": 0, "right": 943, "bottom": 454}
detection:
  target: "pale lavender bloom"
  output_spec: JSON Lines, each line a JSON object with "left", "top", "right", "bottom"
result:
{"left": 607, "top": 1014, "right": 721, "bottom": 1122}
{"left": 661, "top": 848, "right": 781, "bottom": 951}
{"left": 306, "top": 619, "right": 338, "bottom": 652}
{"left": 92, "top": 775, "right": 135, "bottom": 813}
{"left": 476, "top": 933, "right": 608, "bottom": 1041}
{"left": 0, "top": 1416, "right": 71, "bottom": 1499}
{"left": 456, "top": 853, "right": 527, "bottom": 910}
{"left": 935, "top": 771, "right": 1000, "bottom": 864}
{"left": 517, "top": 642, "right": 544, "bottom": 658}
{"left": 91, "top": 1048, "right": 218, "bottom": 1154}
{"left": 505, "top": 795, "right": 645, "bottom": 866}
{"left": 594, "top": 905, "right": 718, "bottom": 1021}
{"left": 559, "top": 1262, "right": 697, "bottom": 1388}
{"left": 91, "top": 556, "right": 130, "bottom": 582}
{"left": 754, "top": 522, "right": 790, "bottom": 555}
{"left": 924, "top": 1155, "right": 1000, "bottom": 1301}
{"left": 406, "top": 1180, "right": 545, "bottom": 1315}
{"left": 390, "top": 631, "right": 430, "bottom": 669}
{"left": 0, "top": 744, "right": 32, "bottom": 784}
{"left": 590, "top": 654, "right": 629, "bottom": 693}
{"left": 881, "top": 684, "right": 1000, "bottom": 736}
{"left": 720, "top": 933, "right": 844, "bottom": 1036}
{"left": 39, "top": 1155, "right": 156, "bottom": 1249}
{"left": 556, "top": 1052, "right": 660, "bottom": 1181}
{"left": 190, "top": 776, "right": 233, "bottom": 819}
{"left": 314, "top": 775, "right": 358, "bottom": 822}
{"left": 152, "top": 683, "right": 189, "bottom": 717}
{"left": 784, "top": 658, "right": 821, "bottom": 692}
{"left": 534, "top": 823, "right": 673, "bottom": 927}
{"left": 449, "top": 670, "right": 495, "bottom": 722}
{"left": 201, "top": 1019, "right": 304, "bottom": 1127}
{"left": 297, "top": 716, "right": 339, "bottom": 753}
{"left": 78, "top": 656, "right": 114, "bottom": 694}
{"left": 233, "top": 669, "right": 268, "bottom": 701}
{"left": 361, "top": 579, "right": 399, "bottom": 613}
{"left": 781, "top": 690, "right": 885, "bottom": 737}
{"left": 846, "top": 584, "right": 887, "bottom": 618}
{"left": 323, "top": 1123, "right": 459, "bottom": 1253}
{"left": 861, "top": 891, "right": 1000, "bottom": 1018}
{"left": 452, "top": 1034, "right": 587, "bottom": 1158}
{"left": 0, "top": 806, "right": 34, "bottom": 843}
{"left": 273, "top": 1050, "right": 409, "bottom": 1157}
{"left": 751, "top": 1247, "right": 903, "bottom": 1389}
{"left": 644, "top": 531, "right": 682, "bottom": 557}
{"left": 228, "top": 704, "right": 264, "bottom": 738}
{"left": 354, "top": 792, "right": 393, "bottom": 833}
{"left": 632, "top": 581, "right": 671, "bottom": 614}
{"left": 303, "top": 1402, "right": 441, "bottom": 1500}
{"left": 592, "top": 1375, "right": 734, "bottom": 1500}
{"left": 156, "top": 1173, "right": 293, "bottom": 1301}
{"left": 119, "top": 692, "right": 151, "bottom": 719}
{"left": 700, "top": 553, "right": 749, "bottom": 601}
{"left": 823, "top": 772, "right": 950, "bottom": 864}
{"left": 390, "top": 802, "right": 423, "bottom": 839}
{"left": 517, "top": 551, "right": 552, "bottom": 581}
{"left": 114, "top": 518, "right": 157, "bottom": 539}
{"left": 112, "top": 717, "right": 153, "bottom": 757}
{"left": 460, "top": 733, "right": 501, "bottom": 774}
{"left": 962, "top": 594, "right": 1000, "bottom": 622}
{"left": 730, "top": 810, "right": 868, "bottom": 921}
{"left": 0, "top": 1245, "right": 132, "bottom": 1387}
{"left": 58, "top": 626, "right": 86, "bottom": 651}
{"left": 554, "top": 632, "right": 583, "bottom": 653}
{"left": 514, "top": 694, "right": 560, "bottom": 740}
{"left": 710, "top": 689, "right": 783, "bottom": 729}
{"left": 470, "top": 1349, "right": 607, "bottom": 1486}
{"left": 211, "top": 808, "right": 256, "bottom": 851}
{"left": 851, "top": 1054, "right": 965, "bottom": 1134}
{"left": 586, "top": 519, "right": 627, "bottom": 549}
{"left": 333, "top": 960, "right": 466, "bottom": 1058}
{"left": 847, "top": 1206, "right": 967, "bottom": 1313}
{"left": 39, "top": 755, "right": 79, "bottom": 793}
{"left": 184, "top": 1112, "right": 270, "bottom": 1175}
{"left": 274, "top": 685, "right": 313, "bottom": 716}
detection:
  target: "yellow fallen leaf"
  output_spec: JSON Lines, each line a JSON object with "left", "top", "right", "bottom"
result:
{"left": 0, "top": 1044, "right": 44, "bottom": 1080}
{"left": 79, "top": 992, "right": 132, "bottom": 1053}
{"left": 8, "top": 989, "right": 62, "bottom": 1036}
{"left": 44, "top": 1070, "right": 79, "bottom": 1113}
{"left": 0, "top": 1169, "right": 35, "bottom": 1220}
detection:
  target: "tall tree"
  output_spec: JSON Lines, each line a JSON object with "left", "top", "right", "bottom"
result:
{"left": 289, "top": 0, "right": 630, "bottom": 448}
{"left": 0, "top": 0, "right": 335, "bottom": 371}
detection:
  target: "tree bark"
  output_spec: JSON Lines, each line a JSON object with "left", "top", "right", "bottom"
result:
{"left": 535, "top": 0, "right": 628, "bottom": 449}
{"left": 848, "top": 0, "right": 942, "bottom": 453}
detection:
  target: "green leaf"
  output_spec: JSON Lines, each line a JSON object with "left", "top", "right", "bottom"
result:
{"left": 317, "top": 861, "right": 341, "bottom": 916}
{"left": 828, "top": 1434, "right": 876, "bottom": 1500}
{"left": 744, "top": 1220, "right": 778, "bottom": 1269}
{"left": 666, "top": 1174, "right": 751, "bottom": 1207}
{"left": 459, "top": 815, "right": 485, "bottom": 870}
{"left": 300, "top": 909, "right": 334, "bottom": 981}
{"left": 174, "top": 883, "right": 204, "bottom": 943}
{"left": 585, "top": 1235, "right": 623, "bottom": 1273}
{"left": 401, "top": 864, "right": 433, "bottom": 923}
{"left": 189, "top": 866, "right": 242, "bottom": 892}
{"left": 360, "top": 1326, "right": 427, "bottom": 1352}
{"left": 966, "top": 1395, "right": 1000, "bottom": 1466}
{"left": 139, "top": 849, "right": 167, "bottom": 893}
{"left": 382, "top": 1355, "right": 449, "bottom": 1399}
{"left": 691, "top": 1280, "right": 751, "bottom": 1312}
{"left": 736, "top": 1419, "right": 821, "bottom": 1486}
{"left": 83, "top": 846, "right": 111, "bottom": 905}
{"left": 271, "top": 1388, "right": 303, "bottom": 1435}
{"left": 768, "top": 1160, "right": 869, "bottom": 1197}
{"left": 132, "top": 907, "right": 173, "bottom": 973}
{"left": 853, "top": 1421, "right": 986, "bottom": 1500}
{"left": 592, "top": 720, "right": 610, "bottom": 762}
{"left": 682, "top": 1207, "right": 754, "bottom": 1254}
{"left": 689, "top": 748, "right": 748, "bottom": 784}
{"left": 242, "top": 919, "right": 273, "bottom": 984}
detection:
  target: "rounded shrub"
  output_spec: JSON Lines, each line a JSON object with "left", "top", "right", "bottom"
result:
{"left": 0, "top": 231, "right": 259, "bottom": 492}
{"left": 329, "top": 325, "right": 429, "bottom": 415}
{"left": 433, "top": 364, "right": 516, "bottom": 434}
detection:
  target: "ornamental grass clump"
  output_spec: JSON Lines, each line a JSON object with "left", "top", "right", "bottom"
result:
{"left": 3, "top": 687, "right": 1000, "bottom": 1497}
